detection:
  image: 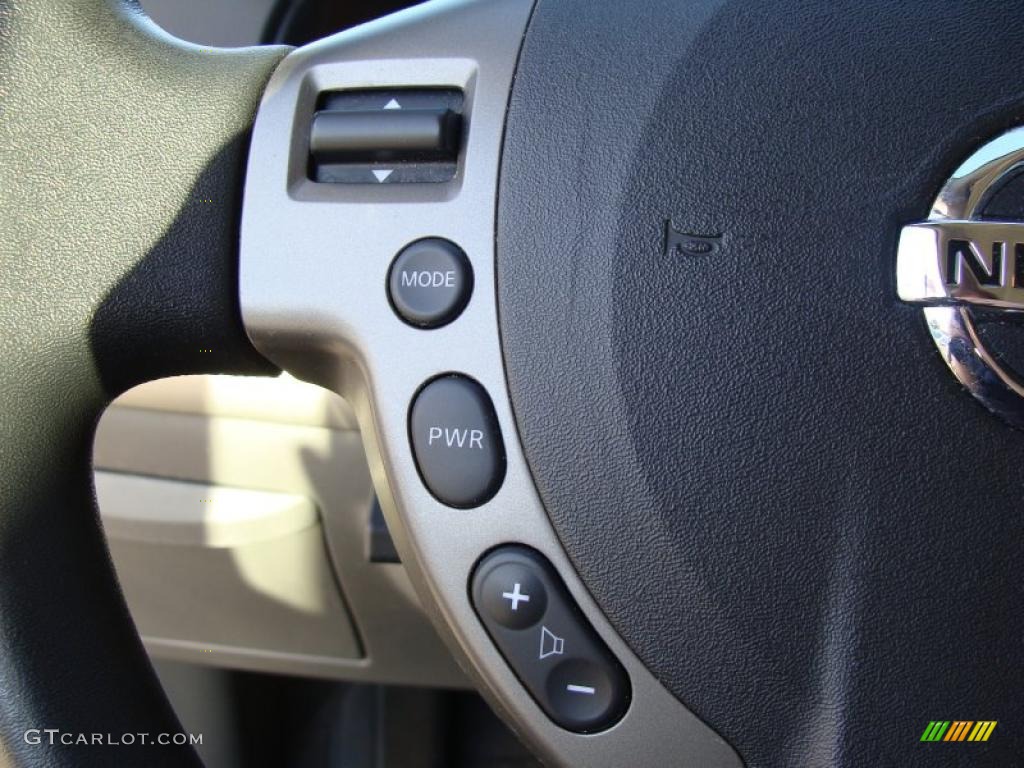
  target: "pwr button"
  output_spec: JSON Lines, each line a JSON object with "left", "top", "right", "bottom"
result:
{"left": 387, "top": 238, "right": 472, "bottom": 328}
{"left": 409, "top": 375, "right": 506, "bottom": 508}
{"left": 427, "top": 426, "right": 486, "bottom": 449}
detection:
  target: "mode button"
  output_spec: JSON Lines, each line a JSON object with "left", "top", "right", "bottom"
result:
{"left": 409, "top": 375, "right": 506, "bottom": 508}
{"left": 388, "top": 238, "right": 472, "bottom": 328}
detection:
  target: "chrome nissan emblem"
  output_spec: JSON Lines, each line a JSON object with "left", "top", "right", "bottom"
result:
{"left": 897, "top": 127, "right": 1024, "bottom": 428}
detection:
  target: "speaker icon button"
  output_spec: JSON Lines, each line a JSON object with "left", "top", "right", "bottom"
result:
{"left": 470, "top": 546, "right": 630, "bottom": 732}
{"left": 539, "top": 626, "right": 565, "bottom": 659}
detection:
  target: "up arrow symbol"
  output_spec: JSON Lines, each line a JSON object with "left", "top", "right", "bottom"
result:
{"left": 384, "top": 99, "right": 401, "bottom": 110}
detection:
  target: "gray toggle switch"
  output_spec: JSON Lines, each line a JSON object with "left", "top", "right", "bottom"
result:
{"left": 310, "top": 108, "right": 460, "bottom": 162}
{"left": 308, "top": 88, "right": 463, "bottom": 184}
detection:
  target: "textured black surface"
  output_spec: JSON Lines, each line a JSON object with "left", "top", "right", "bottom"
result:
{"left": 0, "top": 1, "right": 287, "bottom": 765}
{"left": 497, "top": 1, "right": 1024, "bottom": 765}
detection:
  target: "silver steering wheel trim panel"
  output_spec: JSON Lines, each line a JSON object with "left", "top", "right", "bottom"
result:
{"left": 240, "top": 1, "right": 743, "bottom": 765}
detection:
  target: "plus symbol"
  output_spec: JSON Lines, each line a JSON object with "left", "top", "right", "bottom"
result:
{"left": 501, "top": 582, "right": 530, "bottom": 611}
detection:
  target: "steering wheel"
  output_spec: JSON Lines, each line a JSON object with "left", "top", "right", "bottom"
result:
{"left": 2, "top": 1, "right": 1021, "bottom": 766}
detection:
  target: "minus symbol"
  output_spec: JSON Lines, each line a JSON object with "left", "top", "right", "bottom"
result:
{"left": 566, "top": 684, "right": 596, "bottom": 695}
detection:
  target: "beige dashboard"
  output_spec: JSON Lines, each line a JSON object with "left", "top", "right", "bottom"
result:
{"left": 93, "top": 373, "right": 465, "bottom": 688}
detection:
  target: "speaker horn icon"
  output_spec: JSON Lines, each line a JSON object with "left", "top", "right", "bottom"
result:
{"left": 539, "top": 626, "right": 565, "bottom": 659}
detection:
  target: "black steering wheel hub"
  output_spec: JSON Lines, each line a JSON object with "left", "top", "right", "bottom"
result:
{"left": 498, "top": 2, "right": 1024, "bottom": 764}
